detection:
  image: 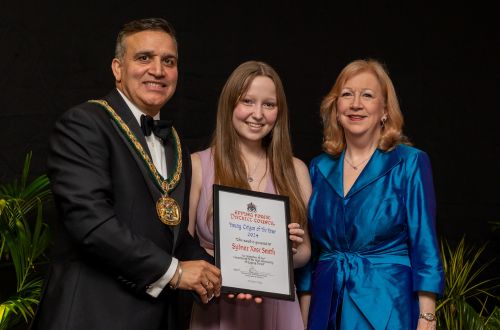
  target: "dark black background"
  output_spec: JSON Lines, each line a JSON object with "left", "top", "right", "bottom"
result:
{"left": 1, "top": 0, "right": 499, "bottom": 297}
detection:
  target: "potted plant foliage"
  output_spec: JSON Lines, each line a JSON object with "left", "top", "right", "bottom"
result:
{"left": 436, "top": 237, "right": 500, "bottom": 329}
{"left": 0, "top": 152, "right": 51, "bottom": 329}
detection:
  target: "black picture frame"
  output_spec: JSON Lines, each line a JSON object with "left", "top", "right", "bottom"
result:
{"left": 213, "top": 184, "right": 295, "bottom": 301}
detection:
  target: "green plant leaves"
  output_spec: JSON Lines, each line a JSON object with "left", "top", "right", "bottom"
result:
{"left": 437, "top": 237, "right": 500, "bottom": 329}
{"left": 0, "top": 152, "right": 51, "bottom": 329}
{"left": 0, "top": 277, "right": 43, "bottom": 328}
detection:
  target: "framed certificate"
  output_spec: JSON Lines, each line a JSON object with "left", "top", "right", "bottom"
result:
{"left": 213, "top": 184, "right": 295, "bottom": 301}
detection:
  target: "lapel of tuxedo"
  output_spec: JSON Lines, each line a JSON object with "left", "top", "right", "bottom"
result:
{"left": 103, "top": 90, "right": 181, "bottom": 247}
{"left": 105, "top": 90, "right": 153, "bottom": 160}
{"left": 163, "top": 133, "right": 182, "bottom": 249}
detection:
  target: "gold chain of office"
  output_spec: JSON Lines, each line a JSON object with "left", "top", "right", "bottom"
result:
{"left": 89, "top": 99, "right": 183, "bottom": 226}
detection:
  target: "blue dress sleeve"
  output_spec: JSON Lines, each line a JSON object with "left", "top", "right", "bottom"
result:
{"left": 295, "top": 263, "right": 312, "bottom": 293}
{"left": 295, "top": 240, "right": 319, "bottom": 293}
{"left": 404, "top": 150, "right": 444, "bottom": 296}
{"left": 295, "top": 158, "right": 320, "bottom": 293}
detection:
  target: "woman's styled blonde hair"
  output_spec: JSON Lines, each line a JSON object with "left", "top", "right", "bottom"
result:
{"left": 211, "top": 61, "right": 307, "bottom": 227}
{"left": 321, "top": 59, "right": 410, "bottom": 156}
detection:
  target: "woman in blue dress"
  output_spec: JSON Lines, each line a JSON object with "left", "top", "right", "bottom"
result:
{"left": 298, "top": 59, "right": 444, "bottom": 329}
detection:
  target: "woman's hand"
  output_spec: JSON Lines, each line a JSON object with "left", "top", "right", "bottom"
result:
{"left": 417, "top": 318, "right": 436, "bottom": 330}
{"left": 417, "top": 292, "right": 437, "bottom": 330}
{"left": 289, "top": 222, "right": 305, "bottom": 254}
{"left": 227, "top": 293, "right": 263, "bottom": 304}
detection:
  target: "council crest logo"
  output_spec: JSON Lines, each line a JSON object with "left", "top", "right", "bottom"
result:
{"left": 247, "top": 202, "right": 257, "bottom": 213}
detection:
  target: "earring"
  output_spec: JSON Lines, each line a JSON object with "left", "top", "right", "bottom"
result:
{"left": 381, "top": 116, "right": 387, "bottom": 128}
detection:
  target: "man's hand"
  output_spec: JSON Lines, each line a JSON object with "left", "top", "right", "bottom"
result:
{"left": 175, "top": 260, "right": 221, "bottom": 304}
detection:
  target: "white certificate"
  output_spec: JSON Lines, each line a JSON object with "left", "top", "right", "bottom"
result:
{"left": 213, "top": 184, "right": 294, "bottom": 300}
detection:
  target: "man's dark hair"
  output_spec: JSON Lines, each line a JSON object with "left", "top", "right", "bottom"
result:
{"left": 115, "top": 18, "right": 177, "bottom": 58}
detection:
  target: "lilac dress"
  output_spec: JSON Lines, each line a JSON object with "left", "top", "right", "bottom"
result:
{"left": 189, "top": 148, "right": 304, "bottom": 330}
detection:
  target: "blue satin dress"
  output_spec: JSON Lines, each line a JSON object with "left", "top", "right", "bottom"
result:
{"left": 297, "top": 145, "right": 444, "bottom": 330}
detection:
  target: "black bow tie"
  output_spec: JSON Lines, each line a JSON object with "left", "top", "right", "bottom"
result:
{"left": 140, "top": 115, "right": 172, "bottom": 142}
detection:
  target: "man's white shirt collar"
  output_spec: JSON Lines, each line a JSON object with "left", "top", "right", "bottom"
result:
{"left": 116, "top": 89, "right": 160, "bottom": 125}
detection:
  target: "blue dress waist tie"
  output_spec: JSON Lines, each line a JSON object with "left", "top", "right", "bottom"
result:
{"left": 313, "top": 243, "right": 410, "bottom": 330}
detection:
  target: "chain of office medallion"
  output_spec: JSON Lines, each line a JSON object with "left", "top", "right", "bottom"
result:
{"left": 89, "top": 99, "right": 182, "bottom": 194}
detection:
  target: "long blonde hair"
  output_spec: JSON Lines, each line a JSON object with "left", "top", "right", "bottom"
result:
{"left": 211, "top": 61, "right": 307, "bottom": 227}
{"left": 321, "top": 59, "right": 410, "bottom": 156}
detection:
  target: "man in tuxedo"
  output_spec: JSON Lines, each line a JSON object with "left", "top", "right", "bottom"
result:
{"left": 32, "top": 18, "right": 220, "bottom": 330}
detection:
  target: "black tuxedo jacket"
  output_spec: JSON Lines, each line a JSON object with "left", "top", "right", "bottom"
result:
{"left": 32, "top": 89, "right": 211, "bottom": 329}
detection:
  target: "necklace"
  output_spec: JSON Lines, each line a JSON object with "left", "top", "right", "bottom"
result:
{"left": 89, "top": 99, "right": 182, "bottom": 226}
{"left": 344, "top": 154, "right": 371, "bottom": 170}
{"left": 246, "top": 152, "right": 265, "bottom": 182}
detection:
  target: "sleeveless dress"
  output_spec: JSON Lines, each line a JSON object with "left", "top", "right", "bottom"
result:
{"left": 189, "top": 148, "right": 304, "bottom": 330}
